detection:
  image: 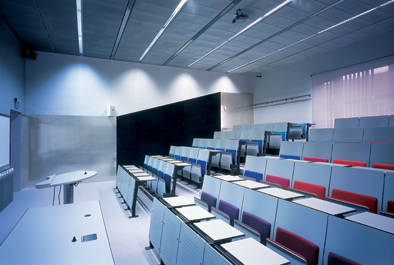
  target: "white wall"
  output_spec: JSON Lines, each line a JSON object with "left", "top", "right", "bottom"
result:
{"left": 252, "top": 29, "right": 394, "bottom": 124}
{"left": 221, "top": 92, "right": 254, "bottom": 131}
{"left": 25, "top": 52, "right": 252, "bottom": 116}
{"left": 0, "top": 17, "right": 25, "bottom": 115}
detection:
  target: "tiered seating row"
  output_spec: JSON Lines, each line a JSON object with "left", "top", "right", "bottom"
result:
{"left": 279, "top": 140, "right": 394, "bottom": 168}
{"left": 242, "top": 156, "right": 393, "bottom": 213}
{"left": 334, "top": 115, "right": 394, "bottom": 128}
{"left": 309, "top": 127, "right": 394, "bottom": 144}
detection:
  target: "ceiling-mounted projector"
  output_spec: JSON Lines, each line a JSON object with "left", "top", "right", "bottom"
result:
{"left": 232, "top": 9, "right": 248, "bottom": 23}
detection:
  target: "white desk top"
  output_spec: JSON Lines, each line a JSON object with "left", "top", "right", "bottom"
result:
{"left": 163, "top": 196, "right": 195, "bottom": 208}
{"left": 36, "top": 171, "right": 97, "bottom": 189}
{"left": 0, "top": 200, "right": 114, "bottom": 265}
{"left": 176, "top": 205, "right": 216, "bottom": 222}
{"left": 131, "top": 172, "right": 149, "bottom": 176}
{"left": 294, "top": 197, "right": 356, "bottom": 216}
{"left": 257, "top": 187, "right": 305, "bottom": 201}
{"left": 234, "top": 180, "right": 270, "bottom": 190}
{"left": 124, "top": 165, "right": 138, "bottom": 169}
{"left": 194, "top": 219, "right": 244, "bottom": 243}
{"left": 346, "top": 212, "right": 394, "bottom": 234}
{"left": 213, "top": 175, "right": 245, "bottom": 182}
{"left": 136, "top": 176, "right": 156, "bottom": 181}
{"left": 126, "top": 168, "right": 143, "bottom": 172}
{"left": 221, "top": 238, "right": 290, "bottom": 265}
{"left": 314, "top": 162, "right": 351, "bottom": 167}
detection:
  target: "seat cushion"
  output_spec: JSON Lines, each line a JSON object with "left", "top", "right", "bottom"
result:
{"left": 242, "top": 211, "right": 271, "bottom": 245}
{"left": 303, "top": 156, "right": 329, "bottom": 163}
{"left": 218, "top": 200, "right": 239, "bottom": 226}
{"left": 244, "top": 170, "right": 263, "bottom": 182}
{"left": 266, "top": 175, "right": 290, "bottom": 190}
{"left": 293, "top": 181, "right": 326, "bottom": 199}
{"left": 327, "top": 252, "right": 361, "bottom": 265}
{"left": 200, "top": 191, "right": 217, "bottom": 212}
{"left": 372, "top": 163, "right": 394, "bottom": 170}
{"left": 387, "top": 200, "right": 394, "bottom": 213}
{"left": 280, "top": 154, "right": 300, "bottom": 160}
{"left": 331, "top": 189, "right": 377, "bottom": 213}
{"left": 333, "top": 159, "right": 366, "bottom": 167}
{"left": 276, "top": 227, "right": 319, "bottom": 265}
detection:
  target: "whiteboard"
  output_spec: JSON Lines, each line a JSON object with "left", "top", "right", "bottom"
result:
{"left": 0, "top": 115, "right": 10, "bottom": 167}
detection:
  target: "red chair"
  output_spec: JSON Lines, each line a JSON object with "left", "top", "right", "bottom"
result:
{"left": 328, "top": 189, "right": 377, "bottom": 213}
{"left": 289, "top": 181, "right": 326, "bottom": 200}
{"left": 303, "top": 156, "right": 329, "bottom": 163}
{"left": 372, "top": 163, "right": 394, "bottom": 170}
{"left": 333, "top": 159, "right": 366, "bottom": 167}
{"left": 264, "top": 174, "right": 290, "bottom": 190}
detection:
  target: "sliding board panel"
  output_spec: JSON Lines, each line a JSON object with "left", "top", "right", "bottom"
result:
{"left": 292, "top": 161, "right": 332, "bottom": 198}
{"left": 383, "top": 172, "right": 394, "bottom": 211}
{"left": 331, "top": 143, "right": 371, "bottom": 166}
{"left": 359, "top": 115, "right": 390, "bottom": 128}
{"left": 202, "top": 175, "right": 222, "bottom": 207}
{"left": 363, "top": 127, "right": 394, "bottom": 144}
{"left": 302, "top": 142, "right": 333, "bottom": 162}
{"left": 148, "top": 198, "right": 166, "bottom": 253}
{"left": 333, "top": 128, "right": 364, "bottom": 143}
{"left": 273, "top": 199, "right": 328, "bottom": 265}
{"left": 324, "top": 215, "right": 394, "bottom": 265}
{"left": 241, "top": 188, "right": 279, "bottom": 238}
{"left": 279, "top": 141, "right": 304, "bottom": 160}
{"left": 334, "top": 117, "right": 359, "bottom": 128}
{"left": 202, "top": 243, "right": 231, "bottom": 265}
{"left": 369, "top": 144, "right": 394, "bottom": 167}
{"left": 330, "top": 167, "right": 385, "bottom": 212}
{"left": 160, "top": 207, "right": 182, "bottom": 265}
{"left": 309, "top": 128, "right": 334, "bottom": 142}
{"left": 243, "top": 156, "right": 268, "bottom": 181}
{"left": 218, "top": 180, "right": 245, "bottom": 217}
{"left": 176, "top": 222, "right": 205, "bottom": 265}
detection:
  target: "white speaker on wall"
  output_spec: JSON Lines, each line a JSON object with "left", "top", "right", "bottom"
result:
{"left": 107, "top": 106, "right": 115, "bottom": 116}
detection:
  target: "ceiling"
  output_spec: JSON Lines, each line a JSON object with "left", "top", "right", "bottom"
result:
{"left": 1, "top": 0, "right": 394, "bottom": 76}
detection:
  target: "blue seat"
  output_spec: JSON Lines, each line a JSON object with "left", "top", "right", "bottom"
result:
{"left": 243, "top": 156, "right": 267, "bottom": 181}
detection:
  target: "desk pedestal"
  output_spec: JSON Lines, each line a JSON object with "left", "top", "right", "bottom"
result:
{"left": 64, "top": 183, "right": 74, "bottom": 204}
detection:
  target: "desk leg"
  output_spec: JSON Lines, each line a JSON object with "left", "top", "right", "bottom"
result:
{"left": 63, "top": 184, "right": 74, "bottom": 204}
{"left": 129, "top": 183, "right": 140, "bottom": 218}
{"left": 207, "top": 153, "right": 214, "bottom": 176}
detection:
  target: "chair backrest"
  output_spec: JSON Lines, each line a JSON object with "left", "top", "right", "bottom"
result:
{"left": 239, "top": 130, "right": 250, "bottom": 141}
{"left": 152, "top": 158, "right": 160, "bottom": 174}
{"left": 275, "top": 227, "right": 319, "bottom": 265}
{"left": 202, "top": 175, "right": 222, "bottom": 205}
{"left": 363, "top": 127, "right": 394, "bottom": 144}
{"left": 218, "top": 180, "right": 245, "bottom": 215}
{"left": 251, "top": 124, "right": 262, "bottom": 131}
{"left": 331, "top": 189, "right": 378, "bottom": 213}
{"left": 181, "top": 147, "right": 190, "bottom": 161}
{"left": 359, "top": 115, "right": 390, "bottom": 128}
{"left": 143, "top": 155, "right": 150, "bottom": 168}
{"left": 333, "top": 128, "right": 364, "bottom": 143}
{"left": 225, "top": 140, "right": 239, "bottom": 164}
{"left": 218, "top": 200, "right": 239, "bottom": 226}
{"left": 242, "top": 124, "right": 252, "bottom": 131}
{"left": 302, "top": 142, "right": 332, "bottom": 163}
{"left": 196, "top": 149, "right": 210, "bottom": 175}
{"left": 309, "top": 128, "right": 334, "bottom": 142}
{"left": 244, "top": 156, "right": 267, "bottom": 181}
{"left": 279, "top": 141, "right": 304, "bottom": 160}
{"left": 242, "top": 211, "right": 271, "bottom": 245}
{"left": 164, "top": 163, "right": 175, "bottom": 193}
{"left": 198, "top": 139, "right": 208, "bottom": 149}
{"left": 192, "top": 138, "right": 200, "bottom": 148}
{"left": 383, "top": 172, "right": 394, "bottom": 212}
{"left": 249, "top": 130, "right": 265, "bottom": 153}
{"left": 331, "top": 143, "right": 371, "bottom": 167}
{"left": 329, "top": 166, "right": 384, "bottom": 213}
{"left": 158, "top": 160, "right": 167, "bottom": 179}
{"left": 334, "top": 117, "right": 359, "bottom": 128}
{"left": 230, "top": 130, "right": 241, "bottom": 140}
{"left": 147, "top": 156, "right": 154, "bottom": 172}
{"left": 292, "top": 161, "right": 332, "bottom": 198}
{"left": 206, "top": 139, "right": 217, "bottom": 150}
{"left": 261, "top": 123, "right": 274, "bottom": 132}
{"left": 187, "top": 148, "right": 199, "bottom": 164}
{"left": 221, "top": 131, "right": 232, "bottom": 139}
{"left": 293, "top": 181, "right": 326, "bottom": 199}
{"left": 200, "top": 191, "right": 217, "bottom": 212}
{"left": 169, "top": 145, "right": 176, "bottom": 157}
{"left": 333, "top": 159, "right": 366, "bottom": 167}
{"left": 370, "top": 144, "right": 394, "bottom": 167}
{"left": 327, "top": 252, "right": 361, "bottom": 265}
{"left": 174, "top": 147, "right": 182, "bottom": 160}
{"left": 266, "top": 175, "right": 290, "bottom": 190}
{"left": 233, "top": 125, "right": 242, "bottom": 131}
{"left": 213, "top": 131, "right": 222, "bottom": 139}
{"left": 265, "top": 158, "right": 295, "bottom": 188}
{"left": 214, "top": 139, "right": 227, "bottom": 150}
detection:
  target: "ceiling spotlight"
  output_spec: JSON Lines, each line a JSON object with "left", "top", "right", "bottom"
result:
{"left": 232, "top": 9, "right": 248, "bottom": 23}
{"left": 256, "top": 74, "right": 262, "bottom": 78}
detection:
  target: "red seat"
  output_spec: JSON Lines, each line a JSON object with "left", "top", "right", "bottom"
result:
{"left": 293, "top": 181, "right": 326, "bottom": 199}
{"left": 372, "top": 163, "right": 394, "bottom": 171}
{"left": 387, "top": 201, "right": 394, "bottom": 213}
{"left": 333, "top": 159, "right": 366, "bottom": 167}
{"left": 275, "top": 227, "right": 319, "bottom": 265}
{"left": 266, "top": 175, "right": 290, "bottom": 190}
{"left": 303, "top": 156, "right": 329, "bottom": 163}
{"left": 330, "top": 189, "right": 377, "bottom": 213}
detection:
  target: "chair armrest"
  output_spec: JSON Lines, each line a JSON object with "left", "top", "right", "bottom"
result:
{"left": 211, "top": 207, "right": 230, "bottom": 224}
{"left": 266, "top": 238, "right": 308, "bottom": 265}
{"left": 325, "top": 197, "right": 370, "bottom": 213}
{"left": 288, "top": 187, "right": 319, "bottom": 199}
{"left": 240, "top": 175, "right": 257, "bottom": 182}
{"left": 194, "top": 197, "right": 209, "bottom": 212}
{"left": 380, "top": 211, "right": 394, "bottom": 219}
{"left": 260, "top": 180, "right": 282, "bottom": 189}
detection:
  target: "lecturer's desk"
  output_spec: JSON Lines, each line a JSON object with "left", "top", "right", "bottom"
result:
{"left": 36, "top": 171, "right": 97, "bottom": 204}
{"left": 0, "top": 200, "right": 114, "bottom": 265}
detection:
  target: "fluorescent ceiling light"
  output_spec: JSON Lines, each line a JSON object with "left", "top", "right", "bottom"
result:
{"left": 228, "top": 0, "right": 394, "bottom": 73}
{"left": 187, "top": 0, "right": 292, "bottom": 68}
{"left": 76, "top": 0, "right": 83, "bottom": 54}
{"left": 139, "top": 0, "right": 188, "bottom": 62}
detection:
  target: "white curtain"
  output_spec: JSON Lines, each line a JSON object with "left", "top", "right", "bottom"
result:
{"left": 312, "top": 56, "right": 394, "bottom": 128}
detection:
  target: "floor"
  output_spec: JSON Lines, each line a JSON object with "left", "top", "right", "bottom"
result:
{"left": 0, "top": 178, "right": 201, "bottom": 265}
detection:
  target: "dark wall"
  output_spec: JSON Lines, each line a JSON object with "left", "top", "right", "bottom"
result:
{"left": 117, "top": 93, "right": 221, "bottom": 167}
